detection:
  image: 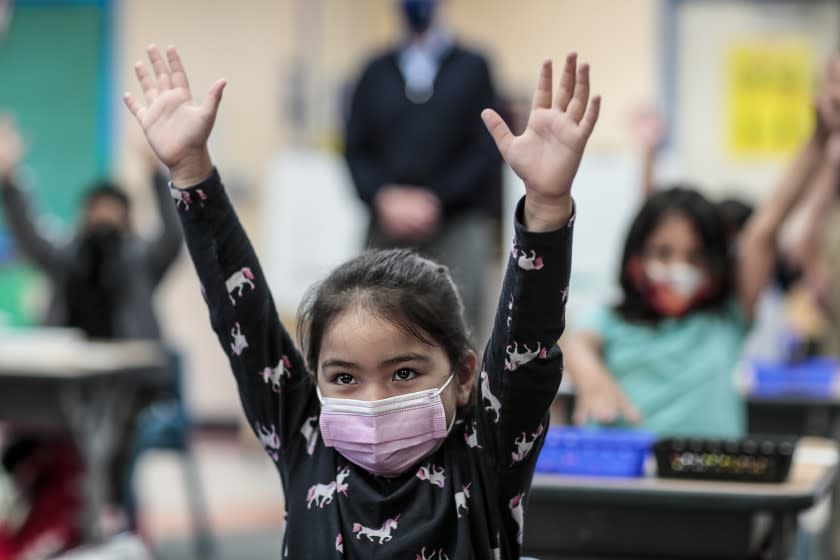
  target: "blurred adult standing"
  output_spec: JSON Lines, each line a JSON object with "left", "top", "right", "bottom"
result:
{"left": 344, "top": 0, "right": 502, "bottom": 338}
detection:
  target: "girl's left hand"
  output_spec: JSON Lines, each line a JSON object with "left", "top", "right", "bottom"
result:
{"left": 481, "top": 53, "right": 600, "bottom": 230}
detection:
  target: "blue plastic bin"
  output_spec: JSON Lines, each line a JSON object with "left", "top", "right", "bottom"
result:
{"left": 751, "top": 358, "right": 839, "bottom": 398}
{"left": 535, "top": 427, "right": 656, "bottom": 477}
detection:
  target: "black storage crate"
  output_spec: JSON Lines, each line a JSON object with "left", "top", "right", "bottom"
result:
{"left": 654, "top": 435, "right": 798, "bottom": 483}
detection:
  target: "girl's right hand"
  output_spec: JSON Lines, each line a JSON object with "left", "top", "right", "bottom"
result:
{"left": 123, "top": 45, "right": 226, "bottom": 188}
{"left": 572, "top": 371, "right": 642, "bottom": 427}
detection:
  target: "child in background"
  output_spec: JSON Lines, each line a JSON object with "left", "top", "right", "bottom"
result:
{"left": 123, "top": 46, "right": 599, "bottom": 558}
{"left": 564, "top": 59, "right": 840, "bottom": 438}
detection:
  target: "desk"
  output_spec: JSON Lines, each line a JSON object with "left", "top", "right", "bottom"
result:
{"left": 0, "top": 329, "right": 168, "bottom": 543}
{"left": 523, "top": 437, "right": 838, "bottom": 559}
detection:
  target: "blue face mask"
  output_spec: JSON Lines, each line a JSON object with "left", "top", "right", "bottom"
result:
{"left": 401, "top": 0, "right": 436, "bottom": 34}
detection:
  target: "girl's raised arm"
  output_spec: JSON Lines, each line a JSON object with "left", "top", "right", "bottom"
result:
{"left": 124, "top": 46, "right": 315, "bottom": 464}
{"left": 738, "top": 56, "right": 840, "bottom": 319}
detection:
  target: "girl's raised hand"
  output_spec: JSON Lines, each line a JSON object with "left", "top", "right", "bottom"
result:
{"left": 123, "top": 45, "right": 226, "bottom": 188}
{"left": 481, "top": 53, "right": 600, "bottom": 231}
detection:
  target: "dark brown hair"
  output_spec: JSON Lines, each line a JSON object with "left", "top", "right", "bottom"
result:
{"left": 297, "top": 249, "right": 475, "bottom": 387}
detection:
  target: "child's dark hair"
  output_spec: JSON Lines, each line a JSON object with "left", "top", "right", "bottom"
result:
{"left": 615, "top": 186, "right": 734, "bottom": 323}
{"left": 297, "top": 249, "right": 475, "bottom": 388}
{"left": 716, "top": 197, "right": 754, "bottom": 240}
{"left": 83, "top": 180, "right": 131, "bottom": 212}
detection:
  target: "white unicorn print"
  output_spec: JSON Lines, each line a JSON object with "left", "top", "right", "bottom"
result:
{"left": 259, "top": 356, "right": 292, "bottom": 392}
{"left": 254, "top": 422, "right": 280, "bottom": 461}
{"left": 335, "top": 534, "right": 343, "bottom": 554}
{"left": 511, "top": 423, "right": 545, "bottom": 465}
{"left": 416, "top": 546, "right": 450, "bottom": 560}
{"left": 454, "top": 483, "right": 471, "bottom": 518}
{"left": 305, "top": 466, "right": 350, "bottom": 509}
{"left": 509, "top": 493, "right": 525, "bottom": 544}
{"left": 230, "top": 322, "right": 248, "bottom": 356}
{"left": 352, "top": 515, "right": 400, "bottom": 544}
{"left": 480, "top": 370, "right": 501, "bottom": 423}
{"left": 464, "top": 422, "right": 482, "bottom": 449}
{"left": 226, "top": 266, "right": 255, "bottom": 305}
{"left": 506, "top": 294, "right": 514, "bottom": 328}
{"left": 416, "top": 464, "right": 446, "bottom": 488}
{"left": 511, "top": 246, "right": 544, "bottom": 270}
{"left": 504, "top": 341, "right": 547, "bottom": 371}
{"left": 299, "top": 415, "right": 320, "bottom": 455}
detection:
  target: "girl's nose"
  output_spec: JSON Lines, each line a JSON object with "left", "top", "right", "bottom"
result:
{"left": 364, "top": 383, "right": 393, "bottom": 402}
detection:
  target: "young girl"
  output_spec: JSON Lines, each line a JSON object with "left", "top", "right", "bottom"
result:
{"left": 123, "top": 46, "right": 599, "bottom": 558}
{"left": 565, "top": 63, "right": 840, "bottom": 438}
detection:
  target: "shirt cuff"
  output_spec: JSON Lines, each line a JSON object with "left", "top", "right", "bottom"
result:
{"left": 168, "top": 167, "right": 227, "bottom": 222}
{"left": 512, "top": 195, "right": 575, "bottom": 249}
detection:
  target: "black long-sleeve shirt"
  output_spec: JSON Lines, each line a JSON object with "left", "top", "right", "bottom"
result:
{"left": 175, "top": 170, "right": 573, "bottom": 559}
{"left": 344, "top": 45, "right": 502, "bottom": 218}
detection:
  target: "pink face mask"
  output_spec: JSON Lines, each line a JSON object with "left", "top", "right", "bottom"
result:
{"left": 317, "top": 374, "right": 455, "bottom": 477}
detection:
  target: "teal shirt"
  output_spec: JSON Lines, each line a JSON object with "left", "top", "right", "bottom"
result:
{"left": 580, "top": 301, "right": 750, "bottom": 439}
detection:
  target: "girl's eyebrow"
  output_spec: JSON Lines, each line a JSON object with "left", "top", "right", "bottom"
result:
{"left": 321, "top": 353, "right": 430, "bottom": 370}
{"left": 321, "top": 358, "right": 359, "bottom": 370}
{"left": 380, "top": 353, "right": 430, "bottom": 366}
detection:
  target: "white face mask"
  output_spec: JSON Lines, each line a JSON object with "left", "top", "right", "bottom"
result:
{"left": 316, "top": 374, "right": 456, "bottom": 477}
{"left": 644, "top": 261, "right": 706, "bottom": 298}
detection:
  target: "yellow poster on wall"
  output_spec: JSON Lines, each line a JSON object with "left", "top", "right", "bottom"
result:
{"left": 727, "top": 41, "right": 814, "bottom": 157}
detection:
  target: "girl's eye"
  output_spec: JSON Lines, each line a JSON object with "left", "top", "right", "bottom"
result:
{"left": 334, "top": 373, "right": 357, "bottom": 385}
{"left": 393, "top": 368, "right": 419, "bottom": 382}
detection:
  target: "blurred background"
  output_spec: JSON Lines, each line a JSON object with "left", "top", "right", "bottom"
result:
{"left": 0, "top": 0, "right": 839, "bottom": 558}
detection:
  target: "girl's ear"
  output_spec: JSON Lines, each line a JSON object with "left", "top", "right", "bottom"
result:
{"left": 455, "top": 350, "right": 478, "bottom": 407}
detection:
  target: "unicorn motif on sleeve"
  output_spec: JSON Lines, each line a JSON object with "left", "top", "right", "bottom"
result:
{"left": 170, "top": 187, "right": 207, "bottom": 211}
{"left": 226, "top": 267, "right": 255, "bottom": 305}
{"left": 306, "top": 466, "right": 350, "bottom": 509}
{"left": 300, "top": 415, "right": 320, "bottom": 455}
{"left": 416, "top": 464, "right": 446, "bottom": 488}
{"left": 417, "top": 547, "right": 450, "bottom": 560}
{"left": 230, "top": 322, "right": 248, "bottom": 356}
{"left": 506, "top": 294, "right": 514, "bottom": 328}
{"left": 254, "top": 422, "right": 280, "bottom": 461}
{"left": 454, "top": 483, "right": 471, "bottom": 518}
{"left": 511, "top": 246, "right": 544, "bottom": 271}
{"left": 259, "top": 356, "right": 292, "bottom": 393}
{"left": 335, "top": 534, "right": 343, "bottom": 554}
{"left": 504, "top": 341, "right": 547, "bottom": 371}
{"left": 352, "top": 515, "right": 399, "bottom": 544}
{"left": 464, "top": 422, "right": 482, "bottom": 449}
{"left": 509, "top": 493, "right": 525, "bottom": 544}
{"left": 480, "top": 370, "right": 501, "bottom": 423}
{"left": 511, "top": 423, "right": 545, "bottom": 465}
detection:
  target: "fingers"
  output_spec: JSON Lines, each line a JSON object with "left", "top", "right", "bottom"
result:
{"left": 147, "top": 45, "right": 173, "bottom": 92}
{"left": 166, "top": 45, "right": 191, "bottom": 90}
{"left": 580, "top": 95, "right": 602, "bottom": 138}
{"left": 619, "top": 396, "right": 643, "bottom": 425}
{"left": 122, "top": 92, "right": 146, "bottom": 122}
{"left": 481, "top": 108, "right": 514, "bottom": 156}
{"left": 572, "top": 390, "right": 641, "bottom": 426}
{"left": 134, "top": 61, "right": 159, "bottom": 103}
{"left": 566, "top": 63, "right": 590, "bottom": 123}
{"left": 202, "top": 78, "right": 228, "bottom": 119}
{"left": 531, "top": 59, "right": 553, "bottom": 111}
{"left": 553, "top": 52, "right": 577, "bottom": 111}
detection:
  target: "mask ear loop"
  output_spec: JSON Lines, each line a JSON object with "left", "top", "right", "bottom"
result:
{"left": 434, "top": 372, "right": 459, "bottom": 435}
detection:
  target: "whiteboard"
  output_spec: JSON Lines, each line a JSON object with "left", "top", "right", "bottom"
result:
{"left": 263, "top": 150, "right": 369, "bottom": 316}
